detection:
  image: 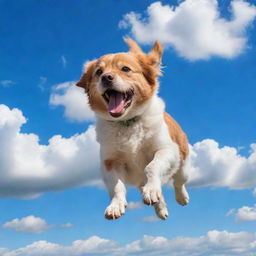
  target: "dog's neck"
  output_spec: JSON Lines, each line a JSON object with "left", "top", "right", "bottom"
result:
{"left": 96, "top": 95, "right": 165, "bottom": 127}
{"left": 108, "top": 115, "right": 140, "bottom": 127}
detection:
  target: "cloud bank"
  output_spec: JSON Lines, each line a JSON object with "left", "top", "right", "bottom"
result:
{"left": 0, "top": 104, "right": 255, "bottom": 199}
{"left": 120, "top": 0, "right": 256, "bottom": 60}
{"left": 1, "top": 230, "right": 256, "bottom": 256}
{"left": 0, "top": 104, "right": 100, "bottom": 199}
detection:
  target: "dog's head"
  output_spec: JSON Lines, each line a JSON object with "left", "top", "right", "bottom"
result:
{"left": 76, "top": 39, "right": 163, "bottom": 120}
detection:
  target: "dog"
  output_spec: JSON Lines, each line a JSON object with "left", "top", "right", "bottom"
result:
{"left": 76, "top": 39, "right": 189, "bottom": 220}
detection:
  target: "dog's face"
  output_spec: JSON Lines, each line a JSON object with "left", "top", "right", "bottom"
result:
{"left": 76, "top": 39, "right": 163, "bottom": 120}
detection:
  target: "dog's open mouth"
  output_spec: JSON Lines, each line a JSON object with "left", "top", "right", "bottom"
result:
{"left": 102, "top": 89, "right": 134, "bottom": 117}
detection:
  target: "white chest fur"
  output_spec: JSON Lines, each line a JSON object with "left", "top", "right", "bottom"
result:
{"left": 96, "top": 118, "right": 154, "bottom": 154}
{"left": 95, "top": 96, "right": 180, "bottom": 186}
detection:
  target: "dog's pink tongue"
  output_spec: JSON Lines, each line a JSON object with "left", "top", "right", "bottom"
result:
{"left": 108, "top": 92, "right": 125, "bottom": 114}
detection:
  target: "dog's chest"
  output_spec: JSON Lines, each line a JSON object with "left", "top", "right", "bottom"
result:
{"left": 96, "top": 120, "right": 154, "bottom": 154}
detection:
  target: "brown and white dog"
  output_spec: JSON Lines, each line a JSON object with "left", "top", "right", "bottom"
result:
{"left": 76, "top": 39, "right": 189, "bottom": 220}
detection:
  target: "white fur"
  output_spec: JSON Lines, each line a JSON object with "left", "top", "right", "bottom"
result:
{"left": 95, "top": 95, "right": 189, "bottom": 220}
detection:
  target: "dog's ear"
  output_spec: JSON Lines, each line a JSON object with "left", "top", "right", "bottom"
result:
{"left": 147, "top": 40, "right": 163, "bottom": 68}
{"left": 137, "top": 41, "right": 163, "bottom": 86}
{"left": 124, "top": 38, "right": 144, "bottom": 55}
{"left": 76, "top": 60, "right": 97, "bottom": 91}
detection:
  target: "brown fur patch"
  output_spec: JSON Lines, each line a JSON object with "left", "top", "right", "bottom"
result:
{"left": 87, "top": 83, "right": 107, "bottom": 113}
{"left": 104, "top": 159, "right": 114, "bottom": 171}
{"left": 76, "top": 60, "right": 97, "bottom": 91}
{"left": 164, "top": 112, "right": 189, "bottom": 160}
{"left": 124, "top": 38, "right": 144, "bottom": 55}
{"left": 148, "top": 40, "right": 163, "bottom": 68}
{"left": 104, "top": 152, "right": 126, "bottom": 171}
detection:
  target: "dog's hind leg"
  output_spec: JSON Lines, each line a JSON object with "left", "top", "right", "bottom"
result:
{"left": 154, "top": 195, "right": 168, "bottom": 220}
{"left": 172, "top": 162, "right": 189, "bottom": 206}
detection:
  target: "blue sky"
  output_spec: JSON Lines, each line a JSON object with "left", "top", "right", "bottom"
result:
{"left": 0, "top": 0, "right": 256, "bottom": 255}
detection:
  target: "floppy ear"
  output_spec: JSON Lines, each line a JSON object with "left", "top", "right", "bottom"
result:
{"left": 124, "top": 38, "right": 144, "bottom": 55}
{"left": 147, "top": 40, "right": 163, "bottom": 68}
{"left": 76, "top": 60, "right": 97, "bottom": 91}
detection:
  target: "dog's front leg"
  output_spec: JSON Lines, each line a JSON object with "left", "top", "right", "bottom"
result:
{"left": 142, "top": 147, "right": 179, "bottom": 206}
{"left": 101, "top": 159, "right": 127, "bottom": 220}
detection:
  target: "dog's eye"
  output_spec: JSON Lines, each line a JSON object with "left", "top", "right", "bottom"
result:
{"left": 96, "top": 68, "right": 103, "bottom": 76}
{"left": 121, "top": 66, "right": 131, "bottom": 72}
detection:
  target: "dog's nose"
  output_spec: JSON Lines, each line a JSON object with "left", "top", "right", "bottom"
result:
{"left": 101, "top": 73, "right": 114, "bottom": 87}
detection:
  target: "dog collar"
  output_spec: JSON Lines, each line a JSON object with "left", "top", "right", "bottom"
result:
{"left": 118, "top": 116, "right": 140, "bottom": 126}
{"left": 109, "top": 116, "right": 140, "bottom": 127}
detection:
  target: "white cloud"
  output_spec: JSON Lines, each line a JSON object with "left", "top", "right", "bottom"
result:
{"left": 0, "top": 103, "right": 255, "bottom": 199}
{"left": 140, "top": 216, "right": 159, "bottom": 222}
{"left": 0, "top": 80, "right": 14, "bottom": 87}
{"left": 49, "top": 81, "right": 94, "bottom": 122}
{"left": 0, "top": 249, "right": 9, "bottom": 255}
{"left": 59, "top": 223, "right": 73, "bottom": 229}
{"left": 235, "top": 204, "right": 256, "bottom": 222}
{"left": 226, "top": 204, "right": 256, "bottom": 222}
{"left": 61, "top": 55, "right": 67, "bottom": 68}
{"left": 126, "top": 201, "right": 142, "bottom": 210}
{"left": 2, "top": 216, "right": 73, "bottom": 234}
{"left": 70, "top": 236, "right": 117, "bottom": 255}
{"left": 0, "top": 104, "right": 100, "bottom": 199}
{"left": 4, "top": 241, "right": 64, "bottom": 256}
{"left": 1, "top": 230, "right": 256, "bottom": 256}
{"left": 2, "top": 216, "right": 52, "bottom": 234}
{"left": 120, "top": 0, "right": 256, "bottom": 60}
{"left": 3, "top": 236, "right": 117, "bottom": 256}
{"left": 188, "top": 139, "right": 256, "bottom": 190}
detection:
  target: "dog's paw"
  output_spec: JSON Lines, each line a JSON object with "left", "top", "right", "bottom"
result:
{"left": 104, "top": 199, "right": 127, "bottom": 220}
{"left": 155, "top": 203, "right": 168, "bottom": 220}
{"left": 142, "top": 183, "right": 162, "bottom": 205}
{"left": 175, "top": 186, "right": 189, "bottom": 206}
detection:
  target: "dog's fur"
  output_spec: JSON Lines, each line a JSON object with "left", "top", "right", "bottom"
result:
{"left": 76, "top": 39, "right": 189, "bottom": 220}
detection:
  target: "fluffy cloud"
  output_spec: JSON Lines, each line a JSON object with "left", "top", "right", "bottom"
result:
{"left": 0, "top": 104, "right": 100, "bottom": 199}
{"left": 236, "top": 205, "right": 256, "bottom": 222}
{"left": 2, "top": 216, "right": 52, "bottom": 234}
{"left": 188, "top": 139, "right": 256, "bottom": 189}
{"left": 3, "top": 236, "right": 117, "bottom": 256}
{"left": 0, "top": 249, "right": 9, "bottom": 255}
{"left": 119, "top": 0, "right": 256, "bottom": 60}
{"left": 49, "top": 82, "right": 94, "bottom": 122}
{"left": 227, "top": 204, "right": 256, "bottom": 222}
{"left": 1, "top": 230, "right": 256, "bottom": 256}
{"left": 0, "top": 104, "right": 255, "bottom": 199}
{"left": 2, "top": 216, "right": 73, "bottom": 234}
